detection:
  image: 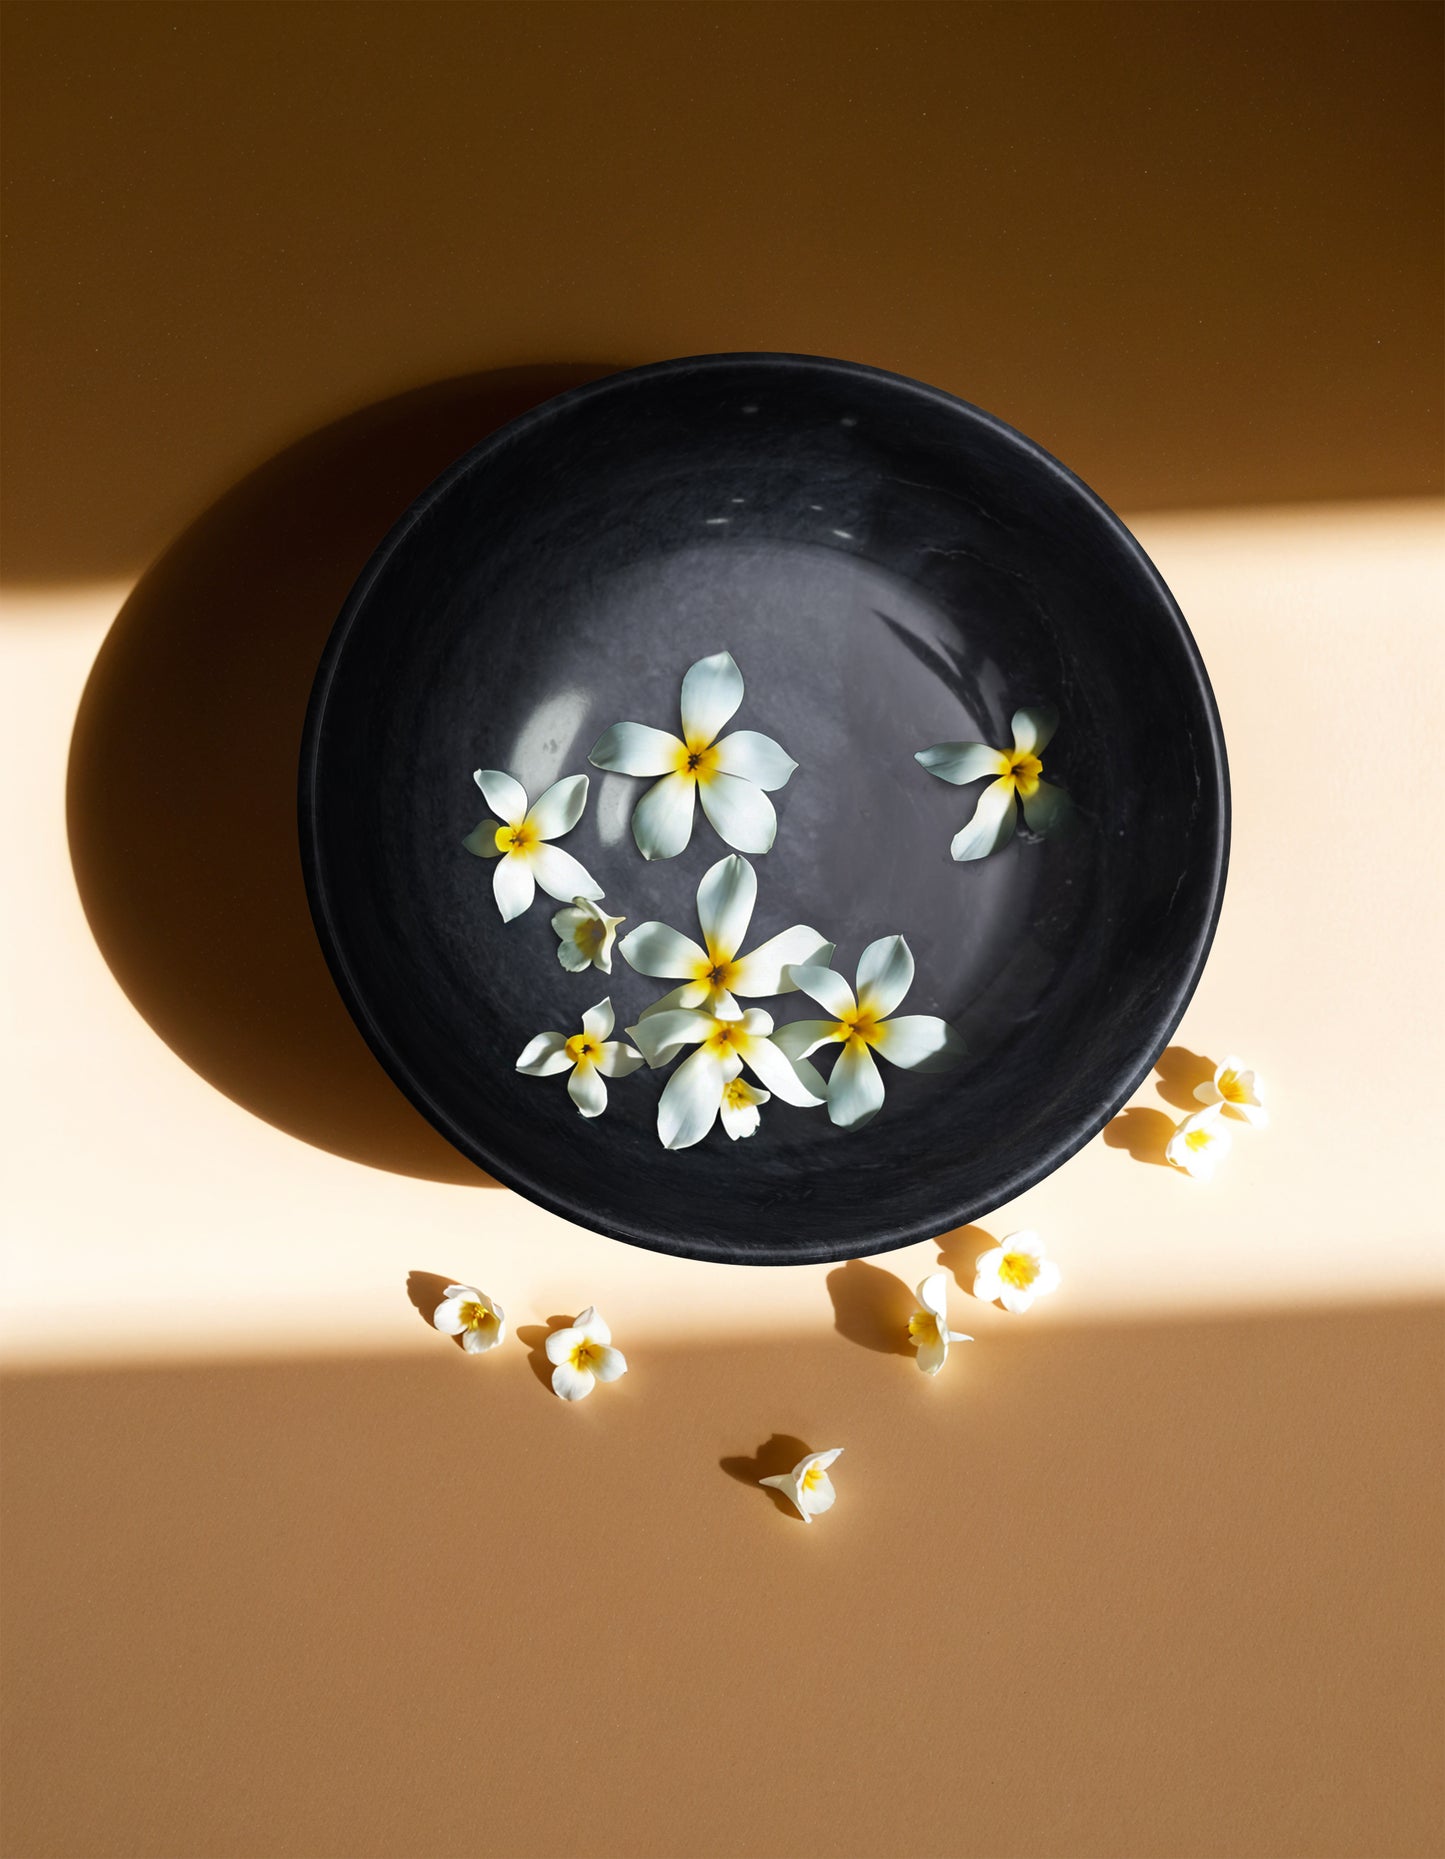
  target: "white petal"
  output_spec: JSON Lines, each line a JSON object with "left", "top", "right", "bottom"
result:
{"left": 530, "top": 842, "right": 604, "bottom": 903}
{"left": 786, "top": 964, "right": 856, "bottom": 1019}
{"left": 872, "top": 1014, "right": 965, "bottom": 1072}
{"left": 557, "top": 942, "right": 594, "bottom": 973}
{"left": 855, "top": 934, "right": 914, "bottom": 1018}
{"left": 827, "top": 1042, "right": 886, "bottom": 1130}
{"left": 1020, "top": 780, "right": 1070, "bottom": 834}
{"left": 804, "top": 1447, "right": 843, "bottom": 1473}
{"left": 975, "top": 1246, "right": 1005, "bottom": 1276}
{"left": 917, "top": 1272, "right": 949, "bottom": 1320}
{"left": 948, "top": 1331, "right": 974, "bottom": 1345}
{"left": 731, "top": 927, "right": 834, "bottom": 999}
{"left": 1032, "top": 1260, "right": 1062, "bottom": 1297}
{"left": 442, "top": 1283, "right": 483, "bottom": 1301}
{"left": 544, "top": 1326, "right": 584, "bottom": 1364}
{"left": 712, "top": 729, "right": 797, "bottom": 792}
{"left": 516, "top": 1030, "right": 572, "bottom": 1075}
{"left": 950, "top": 779, "right": 1017, "bottom": 861}
{"left": 461, "top": 1325, "right": 504, "bottom": 1353}
{"left": 553, "top": 909, "right": 594, "bottom": 973}
{"left": 915, "top": 1333, "right": 948, "bottom": 1376}
{"left": 1011, "top": 705, "right": 1059, "bottom": 755}
{"left": 473, "top": 769, "right": 528, "bottom": 821}
{"left": 524, "top": 773, "right": 589, "bottom": 839}
{"left": 551, "top": 1361, "right": 596, "bottom": 1401}
{"left": 637, "top": 982, "right": 710, "bottom": 1020}
{"left": 1001, "top": 1228, "right": 1042, "bottom": 1253}
{"left": 433, "top": 1297, "right": 467, "bottom": 1333}
{"left": 759, "top": 1472, "right": 806, "bottom": 1518}
{"left": 740, "top": 1032, "right": 825, "bottom": 1107}
{"left": 914, "top": 741, "right": 1006, "bottom": 785}
{"left": 1194, "top": 1080, "right": 1224, "bottom": 1106}
{"left": 581, "top": 998, "right": 615, "bottom": 1040}
{"left": 575, "top": 1307, "right": 612, "bottom": 1345}
{"left": 590, "top": 1345, "right": 628, "bottom": 1383}
{"left": 567, "top": 1062, "right": 607, "bottom": 1118}
{"left": 589, "top": 721, "right": 684, "bottom": 776}
{"left": 698, "top": 773, "right": 777, "bottom": 854}
{"left": 462, "top": 818, "right": 504, "bottom": 857}
{"left": 632, "top": 771, "right": 697, "bottom": 861}
{"left": 619, "top": 920, "right": 708, "bottom": 979}
{"left": 679, "top": 649, "right": 744, "bottom": 745}
{"left": 656, "top": 1047, "right": 728, "bottom": 1149}
{"left": 628, "top": 1008, "right": 711, "bottom": 1068}
{"left": 800, "top": 1475, "right": 836, "bottom": 1516}
{"left": 772, "top": 1018, "right": 843, "bottom": 1061}
{"left": 493, "top": 854, "right": 536, "bottom": 922}
{"left": 597, "top": 1041, "right": 644, "bottom": 1078}
{"left": 998, "top": 1284, "right": 1037, "bottom": 1314}
{"left": 696, "top": 854, "right": 756, "bottom": 960}
{"left": 973, "top": 1269, "right": 1004, "bottom": 1304}
{"left": 719, "top": 1093, "right": 764, "bottom": 1139}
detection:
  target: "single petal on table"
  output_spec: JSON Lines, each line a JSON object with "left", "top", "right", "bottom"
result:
{"left": 1020, "top": 779, "right": 1071, "bottom": 834}
{"left": 712, "top": 729, "right": 797, "bottom": 792}
{"left": 474, "top": 769, "right": 528, "bottom": 821}
{"left": 530, "top": 843, "right": 604, "bottom": 903}
{"left": 698, "top": 773, "right": 777, "bottom": 855}
{"left": 493, "top": 853, "right": 537, "bottom": 922}
{"left": 827, "top": 1042, "right": 886, "bottom": 1130}
{"left": 786, "top": 964, "right": 857, "bottom": 1020}
{"left": 855, "top": 934, "right": 915, "bottom": 1018}
{"left": 915, "top": 741, "right": 1007, "bottom": 785}
{"left": 619, "top": 921, "right": 709, "bottom": 979}
{"left": 462, "top": 818, "right": 504, "bottom": 857}
{"left": 696, "top": 854, "right": 756, "bottom": 960}
{"left": 950, "top": 779, "right": 1017, "bottom": 862}
{"left": 581, "top": 998, "right": 615, "bottom": 1041}
{"left": 739, "top": 1032, "right": 825, "bottom": 1107}
{"left": 873, "top": 1014, "right": 965, "bottom": 1072}
{"left": 567, "top": 1064, "right": 607, "bottom": 1117}
{"left": 731, "top": 927, "right": 834, "bottom": 999}
{"left": 516, "top": 1030, "right": 573, "bottom": 1076}
{"left": 772, "top": 1019, "right": 843, "bottom": 1062}
{"left": 656, "top": 1047, "right": 729, "bottom": 1149}
{"left": 1011, "top": 704, "right": 1059, "bottom": 755}
{"left": 632, "top": 771, "right": 697, "bottom": 861}
{"left": 596, "top": 1041, "right": 645, "bottom": 1078}
{"left": 679, "top": 649, "right": 744, "bottom": 746}
{"left": 588, "top": 721, "right": 684, "bottom": 776}
{"left": 524, "top": 772, "right": 589, "bottom": 839}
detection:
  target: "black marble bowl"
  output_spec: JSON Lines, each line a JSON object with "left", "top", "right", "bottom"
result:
{"left": 300, "top": 354, "right": 1228, "bottom": 1264}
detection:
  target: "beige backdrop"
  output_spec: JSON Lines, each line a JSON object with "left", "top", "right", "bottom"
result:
{"left": 3, "top": 6, "right": 1443, "bottom": 1858}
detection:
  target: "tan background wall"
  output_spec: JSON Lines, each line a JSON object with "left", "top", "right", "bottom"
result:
{"left": 3, "top": 6, "right": 1442, "bottom": 1858}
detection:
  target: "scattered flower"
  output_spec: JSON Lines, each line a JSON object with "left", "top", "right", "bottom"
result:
{"left": 908, "top": 1272, "right": 972, "bottom": 1375}
{"left": 464, "top": 769, "right": 603, "bottom": 922}
{"left": 589, "top": 650, "right": 798, "bottom": 859}
{"left": 620, "top": 853, "right": 832, "bottom": 1019}
{"left": 720, "top": 1072, "right": 770, "bottom": 1140}
{"left": 1165, "top": 1105, "right": 1233, "bottom": 1180}
{"left": 544, "top": 1306, "right": 628, "bottom": 1401}
{"left": 973, "top": 1231, "right": 1061, "bottom": 1313}
{"left": 515, "top": 998, "right": 643, "bottom": 1118}
{"left": 760, "top": 1448, "right": 844, "bottom": 1522}
{"left": 916, "top": 704, "right": 1070, "bottom": 860}
{"left": 432, "top": 1283, "right": 506, "bottom": 1353}
{"left": 1194, "top": 1055, "right": 1267, "bottom": 1128}
{"left": 774, "top": 936, "right": 964, "bottom": 1131}
{"left": 552, "top": 896, "right": 626, "bottom": 974}
{"left": 627, "top": 1005, "right": 824, "bottom": 1149}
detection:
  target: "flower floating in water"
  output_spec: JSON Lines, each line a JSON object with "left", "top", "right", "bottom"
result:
{"left": 432, "top": 1284, "right": 506, "bottom": 1354}
{"left": 760, "top": 1448, "right": 844, "bottom": 1522}
{"left": 464, "top": 769, "right": 603, "bottom": 922}
{"left": 552, "top": 896, "right": 626, "bottom": 975}
{"left": 1165, "top": 1105, "right": 1232, "bottom": 1180}
{"left": 908, "top": 1271, "right": 973, "bottom": 1375}
{"left": 589, "top": 650, "right": 797, "bottom": 859}
{"left": 516, "top": 999, "right": 643, "bottom": 1118}
{"left": 620, "top": 853, "right": 832, "bottom": 1019}
{"left": 774, "top": 935, "right": 964, "bottom": 1131}
{"left": 628, "top": 1005, "right": 823, "bottom": 1150}
{"left": 916, "top": 705, "right": 1070, "bottom": 861}
{"left": 544, "top": 1307, "right": 628, "bottom": 1401}
{"left": 720, "top": 1073, "right": 770, "bottom": 1141}
{"left": 1193, "top": 1055, "right": 1267, "bottom": 1128}
{"left": 973, "top": 1231, "right": 1061, "bottom": 1313}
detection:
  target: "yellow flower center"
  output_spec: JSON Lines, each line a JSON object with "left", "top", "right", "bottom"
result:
{"left": 1185, "top": 1126, "right": 1214, "bottom": 1153}
{"left": 569, "top": 1339, "right": 604, "bottom": 1372}
{"left": 495, "top": 821, "right": 536, "bottom": 855}
{"left": 574, "top": 917, "right": 604, "bottom": 951}
{"left": 722, "top": 1077, "right": 752, "bottom": 1109}
{"left": 801, "top": 1465, "right": 828, "bottom": 1493}
{"left": 704, "top": 1019, "right": 745, "bottom": 1056}
{"left": 1218, "top": 1071, "right": 1247, "bottom": 1103}
{"left": 458, "top": 1301, "right": 496, "bottom": 1333}
{"left": 998, "top": 749, "right": 1043, "bottom": 798}
{"left": 694, "top": 948, "right": 741, "bottom": 997}
{"left": 998, "top": 1251, "right": 1040, "bottom": 1290}
{"left": 907, "top": 1311, "right": 941, "bottom": 1344}
{"left": 673, "top": 739, "right": 721, "bottom": 783}
{"left": 831, "top": 1010, "right": 881, "bottom": 1047}
{"left": 564, "top": 1033, "right": 601, "bottom": 1065}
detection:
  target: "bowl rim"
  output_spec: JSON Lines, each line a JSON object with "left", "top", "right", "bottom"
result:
{"left": 298, "top": 350, "right": 1230, "bottom": 1264}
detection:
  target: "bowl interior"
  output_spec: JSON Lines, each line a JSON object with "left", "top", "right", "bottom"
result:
{"left": 302, "top": 356, "right": 1226, "bottom": 1262}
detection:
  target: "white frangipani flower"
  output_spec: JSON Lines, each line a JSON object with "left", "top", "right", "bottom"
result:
{"left": 774, "top": 936, "right": 964, "bottom": 1132}
{"left": 551, "top": 896, "right": 626, "bottom": 975}
{"left": 973, "top": 1230, "right": 1061, "bottom": 1314}
{"left": 720, "top": 1072, "right": 770, "bottom": 1141}
{"left": 515, "top": 998, "right": 643, "bottom": 1119}
{"left": 916, "top": 704, "right": 1070, "bottom": 861}
{"left": 589, "top": 650, "right": 797, "bottom": 860}
{"left": 1194, "top": 1055, "right": 1267, "bottom": 1128}
{"left": 908, "top": 1272, "right": 972, "bottom": 1375}
{"left": 464, "top": 769, "right": 603, "bottom": 922}
{"left": 1165, "top": 1105, "right": 1233, "bottom": 1180}
{"left": 760, "top": 1448, "right": 843, "bottom": 1522}
{"left": 432, "top": 1283, "right": 506, "bottom": 1354}
{"left": 620, "top": 853, "right": 833, "bottom": 1020}
{"left": 627, "top": 1005, "right": 823, "bottom": 1150}
{"left": 544, "top": 1306, "right": 628, "bottom": 1401}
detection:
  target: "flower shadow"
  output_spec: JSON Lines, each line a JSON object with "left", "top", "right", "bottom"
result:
{"left": 516, "top": 1318, "right": 577, "bottom": 1393}
{"left": 935, "top": 1223, "right": 998, "bottom": 1300}
{"left": 719, "top": 1433, "right": 813, "bottom": 1521}
{"left": 1102, "top": 1106, "right": 1176, "bottom": 1167}
{"left": 824, "top": 1259, "right": 917, "bottom": 1356}
{"left": 1154, "top": 1046, "right": 1216, "bottom": 1111}
{"left": 406, "top": 1270, "right": 463, "bottom": 1348}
